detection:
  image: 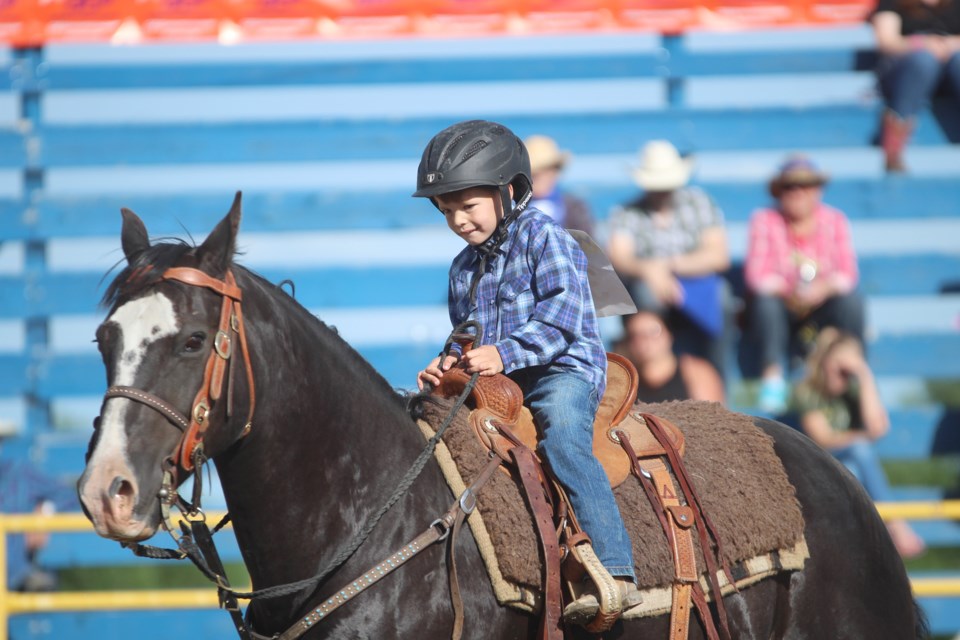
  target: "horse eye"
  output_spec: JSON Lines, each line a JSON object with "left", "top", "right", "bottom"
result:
{"left": 184, "top": 332, "right": 206, "bottom": 353}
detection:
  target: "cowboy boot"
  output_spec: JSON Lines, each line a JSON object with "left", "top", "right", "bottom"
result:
{"left": 881, "top": 109, "right": 914, "bottom": 173}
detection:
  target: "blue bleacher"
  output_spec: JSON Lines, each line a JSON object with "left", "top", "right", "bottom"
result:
{"left": 1, "top": 23, "right": 958, "bottom": 636}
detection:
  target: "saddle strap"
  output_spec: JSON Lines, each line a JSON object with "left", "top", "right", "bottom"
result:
{"left": 510, "top": 446, "right": 564, "bottom": 640}
{"left": 642, "top": 414, "right": 734, "bottom": 640}
{"left": 448, "top": 454, "right": 505, "bottom": 640}
{"left": 644, "top": 459, "right": 697, "bottom": 640}
{"left": 619, "top": 433, "right": 721, "bottom": 640}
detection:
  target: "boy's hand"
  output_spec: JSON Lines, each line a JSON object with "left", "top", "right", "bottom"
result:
{"left": 417, "top": 355, "right": 459, "bottom": 390}
{"left": 461, "top": 345, "right": 504, "bottom": 376}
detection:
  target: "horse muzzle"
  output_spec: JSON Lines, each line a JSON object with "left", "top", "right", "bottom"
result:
{"left": 79, "top": 465, "right": 160, "bottom": 541}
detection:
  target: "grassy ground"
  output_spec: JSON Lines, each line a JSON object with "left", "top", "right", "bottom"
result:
{"left": 59, "top": 562, "right": 250, "bottom": 590}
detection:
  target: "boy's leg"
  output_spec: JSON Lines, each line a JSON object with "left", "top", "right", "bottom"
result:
{"left": 524, "top": 371, "right": 636, "bottom": 581}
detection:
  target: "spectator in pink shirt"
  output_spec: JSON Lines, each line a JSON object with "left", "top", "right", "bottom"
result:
{"left": 744, "top": 155, "right": 866, "bottom": 414}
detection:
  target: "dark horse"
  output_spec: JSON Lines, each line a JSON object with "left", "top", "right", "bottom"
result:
{"left": 78, "top": 195, "right": 926, "bottom": 639}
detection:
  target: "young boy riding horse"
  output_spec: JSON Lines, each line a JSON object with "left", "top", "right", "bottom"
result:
{"left": 414, "top": 119, "right": 642, "bottom": 624}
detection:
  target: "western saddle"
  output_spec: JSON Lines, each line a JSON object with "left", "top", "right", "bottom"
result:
{"left": 433, "top": 352, "right": 732, "bottom": 640}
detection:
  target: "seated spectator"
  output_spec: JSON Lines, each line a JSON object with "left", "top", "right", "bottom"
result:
{"left": 744, "top": 154, "right": 866, "bottom": 414}
{"left": 1, "top": 420, "right": 80, "bottom": 592}
{"left": 870, "top": 0, "right": 960, "bottom": 172}
{"left": 524, "top": 134, "right": 596, "bottom": 236}
{"left": 606, "top": 140, "right": 731, "bottom": 377}
{"left": 615, "top": 310, "right": 725, "bottom": 404}
{"left": 792, "top": 328, "right": 925, "bottom": 559}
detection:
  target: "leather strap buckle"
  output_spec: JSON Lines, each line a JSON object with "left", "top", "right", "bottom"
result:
{"left": 214, "top": 330, "right": 232, "bottom": 359}
{"left": 194, "top": 401, "right": 210, "bottom": 425}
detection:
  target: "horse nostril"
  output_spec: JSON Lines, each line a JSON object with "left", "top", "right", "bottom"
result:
{"left": 108, "top": 476, "right": 135, "bottom": 502}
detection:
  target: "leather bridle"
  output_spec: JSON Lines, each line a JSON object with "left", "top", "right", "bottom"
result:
{"left": 97, "top": 269, "right": 490, "bottom": 639}
{"left": 102, "top": 266, "right": 256, "bottom": 473}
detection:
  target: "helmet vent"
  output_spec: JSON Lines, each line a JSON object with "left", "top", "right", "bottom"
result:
{"left": 461, "top": 139, "right": 488, "bottom": 161}
{"left": 490, "top": 125, "right": 505, "bottom": 135}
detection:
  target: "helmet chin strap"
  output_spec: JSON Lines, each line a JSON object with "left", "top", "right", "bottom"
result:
{"left": 469, "top": 186, "right": 532, "bottom": 305}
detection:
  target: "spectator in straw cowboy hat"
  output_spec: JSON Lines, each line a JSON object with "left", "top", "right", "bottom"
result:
{"left": 524, "top": 134, "right": 596, "bottom": 236}
{"left": 0, "top": 418, "right": 79, "bottom": 592}
{"left": 744, "top": 154, "right": 865, "bottom": 414}
{"left": 606, "top": 140, "right": 731, "bottom": 379}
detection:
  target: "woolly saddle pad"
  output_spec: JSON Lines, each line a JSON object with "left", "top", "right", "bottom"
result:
{"left": 417, "top": 399, "right": 809, "bottom": 619}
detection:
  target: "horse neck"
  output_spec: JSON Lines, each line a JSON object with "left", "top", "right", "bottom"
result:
{"left": 213, "top": 270, "right": 446, "bottom": 592}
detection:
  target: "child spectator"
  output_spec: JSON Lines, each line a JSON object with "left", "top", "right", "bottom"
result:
{"left": 524, "top": 134, "right": 596, "bottom": 236}
{"left": 413, "top": 120, "right": 642, "bottom": 624}
{"left": 792, "top": 328, "right": 925, "bottom": 558}
{"left": 870, "top": 0, "right": 960, "bottom": 172}
{"left": 744, "top": 154, "right": 866, "bottom": 414}
{"left": 606, "top": 140, "right": 731, "bottom": 378}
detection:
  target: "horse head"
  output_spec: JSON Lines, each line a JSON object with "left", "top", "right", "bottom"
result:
{"left": 78, "top": 192, "right": 254, "bottom": 542}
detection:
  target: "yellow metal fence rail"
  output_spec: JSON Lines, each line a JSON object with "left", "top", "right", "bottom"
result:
{"left": 3, "top": 504, "right": 960, "bottom": 639}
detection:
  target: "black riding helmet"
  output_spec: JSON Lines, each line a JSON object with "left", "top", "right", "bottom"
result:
{"left": 412, "top": 120, "right": 533, "bottom": 221}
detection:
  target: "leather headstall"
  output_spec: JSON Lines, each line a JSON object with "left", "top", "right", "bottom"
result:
{"left": 103, "top": 267, "right": 256, "bottom": 473}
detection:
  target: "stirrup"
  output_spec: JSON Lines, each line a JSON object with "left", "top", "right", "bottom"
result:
{"left": 562, "top": 543, "right": 622, "bottom": 632}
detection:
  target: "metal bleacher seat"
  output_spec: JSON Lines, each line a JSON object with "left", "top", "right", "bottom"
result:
{"left": 1, "top": 10, "right": 959, "bottom": 636}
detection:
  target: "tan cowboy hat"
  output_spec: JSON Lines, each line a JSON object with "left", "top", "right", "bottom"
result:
{"left": 524, "top": 135, "right": 571, "bottom": 173}
{"left": 769, "top": 153, "right": 829, "bottom": 198}
{"left": 631, "top": 140, "right": 694, "bottom": 191}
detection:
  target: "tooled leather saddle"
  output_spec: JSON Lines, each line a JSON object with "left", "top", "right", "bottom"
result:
{"left": 434, "top": 351, "right": 685, "bottom": 487}
{"left": 432, "top": 353, "right": 732, "bottom": 640}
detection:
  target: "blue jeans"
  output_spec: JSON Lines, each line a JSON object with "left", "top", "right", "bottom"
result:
{"left": 512, "top": 367, "right": 636, "bottom": 580}
{"left": 830, "top": 439, "right": 891, "bottom": 502}
{"left": 878, "top": 50, "right": 960, "bottom": 119}
{"left": 750, "top": 291, "right": 866, "bottom": 372}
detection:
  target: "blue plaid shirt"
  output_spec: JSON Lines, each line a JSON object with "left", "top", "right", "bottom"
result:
{"left": 447, "top": 208, "right": 606, "bottom": 396}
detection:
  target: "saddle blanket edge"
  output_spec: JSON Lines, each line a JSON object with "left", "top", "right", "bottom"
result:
{"left": 417, "top": 419, "right": 810, "bottom": 618}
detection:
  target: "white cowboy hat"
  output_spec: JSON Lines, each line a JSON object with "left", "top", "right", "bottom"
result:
{"left": 524, "top": 135, "right": 572, "bottom": 173}
{"left": 630, "top": 140, "right": 694, "bottom": 191}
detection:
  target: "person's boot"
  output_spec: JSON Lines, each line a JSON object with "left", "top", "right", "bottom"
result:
{"left": 882, "top": 109, "right": 913, "bottom": 173}
{"left": 563, "top": 577, "right": 643, "bottom": 625}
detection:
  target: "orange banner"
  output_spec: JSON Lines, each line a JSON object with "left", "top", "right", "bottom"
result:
{"left": 0, "top": 0, "right": 874, "bottom": 46}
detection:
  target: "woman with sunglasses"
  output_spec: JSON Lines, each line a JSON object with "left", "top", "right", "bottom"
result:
{"left": 743, "top": 154, "right": 866, "bottom": 415}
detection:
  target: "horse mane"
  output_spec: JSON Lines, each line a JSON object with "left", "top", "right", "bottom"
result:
{"left": 101, "top": 237, "right": 411, "bottom": 411}
{"left": 101, "top": 239, "right": 195, "bottom": 308}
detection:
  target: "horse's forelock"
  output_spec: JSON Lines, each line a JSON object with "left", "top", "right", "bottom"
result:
{"left": 101, "top": 240, "right": 196, "bottom": 309}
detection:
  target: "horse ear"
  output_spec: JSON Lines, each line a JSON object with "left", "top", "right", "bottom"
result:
{"left": 196, "top": 191, "right": 242, "bottom": 275}
{"left": 120, "top": 208, "right": 150, "bottom": 263}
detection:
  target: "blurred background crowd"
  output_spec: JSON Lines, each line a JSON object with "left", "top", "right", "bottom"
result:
{"left": 1, "top": 0, "right": 959, "bottom": 636}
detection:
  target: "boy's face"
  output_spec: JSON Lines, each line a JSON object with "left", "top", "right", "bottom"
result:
{"left": 435, "top": 186, "right": 504, "bottom": 246}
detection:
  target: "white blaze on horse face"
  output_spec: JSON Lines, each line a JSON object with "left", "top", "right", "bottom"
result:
{"left": 94, "top": 291, "right": 181, "bottom": 463}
